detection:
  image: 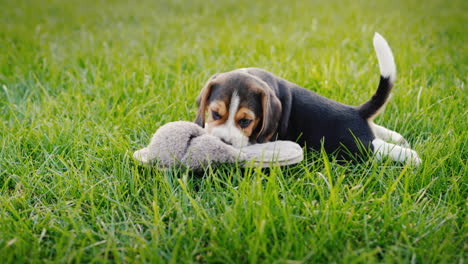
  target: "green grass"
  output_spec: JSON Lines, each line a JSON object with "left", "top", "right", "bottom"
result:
{"left": 1, "top": 0, "right": 466, "bottom": 263}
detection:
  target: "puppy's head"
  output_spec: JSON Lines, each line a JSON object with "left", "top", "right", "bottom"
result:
{"left": 195, "top": 71, "right": 282, "bottom": 148}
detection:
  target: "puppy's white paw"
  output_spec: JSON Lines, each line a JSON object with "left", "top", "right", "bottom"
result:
{"left": 372, "top": 138, "right": 421, "bottom": 167}
{"left": 396, "top": 136, "right": 411, "bottom": 148}
{"left": 406, "top": 150, "right": 422, "bottom": 167}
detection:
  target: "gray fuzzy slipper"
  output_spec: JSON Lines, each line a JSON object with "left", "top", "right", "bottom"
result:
{"left": 133, "top": 121, "right": 303, "bottom": 170}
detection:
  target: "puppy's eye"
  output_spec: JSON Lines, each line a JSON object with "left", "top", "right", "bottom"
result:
{"left": 212, "top": 110, "right": 222, "bottom": 120}
{"left": 238, "top": 119, "right": 252, "bottom": 129}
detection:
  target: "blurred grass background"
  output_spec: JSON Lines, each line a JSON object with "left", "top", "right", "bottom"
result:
{"left": 0, "top": 0, "right": 466, "bottom": 263}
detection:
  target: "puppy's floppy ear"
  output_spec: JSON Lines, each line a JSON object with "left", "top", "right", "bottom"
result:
{"left": 195, "top": 74, "right": 218, "bottom": 127}
{"left": 257, "top": 88, "right": 282, "bottom": 143}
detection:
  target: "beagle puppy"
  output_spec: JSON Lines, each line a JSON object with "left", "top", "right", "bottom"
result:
{"left": 195, "top": 33, "right": 421, "bottom": 165}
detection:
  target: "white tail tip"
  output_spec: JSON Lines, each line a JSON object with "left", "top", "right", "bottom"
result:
{"left": 373, "top": 32, "right": 396, "bottom": 82}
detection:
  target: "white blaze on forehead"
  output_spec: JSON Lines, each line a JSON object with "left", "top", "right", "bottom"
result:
{"left": 227, "top": 91, "right": 240, "bottom": 124}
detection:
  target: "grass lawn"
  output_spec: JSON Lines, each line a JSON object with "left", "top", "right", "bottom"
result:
{"left": 1, "top": 0, "right": 466, "bottom": 262}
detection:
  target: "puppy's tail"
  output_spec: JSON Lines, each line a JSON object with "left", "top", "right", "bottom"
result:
{"left": 358, "top": 32, "right": 396, "bottom": 119}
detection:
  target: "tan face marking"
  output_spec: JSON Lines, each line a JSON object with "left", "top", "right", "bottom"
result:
{"left": 205, "top": 100, "right": 227, "bottom": 133}
{"left": 207, "top": 103, "right": 259, "bottom": 137}
{"left": 208, "top": 92, "right": 248, "bottom": 147}
{"left": 204, "top": 92, "right": 263, "bottom": 147}
{"left": 235, "top": 107, "right": 259, "bottom": 137}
